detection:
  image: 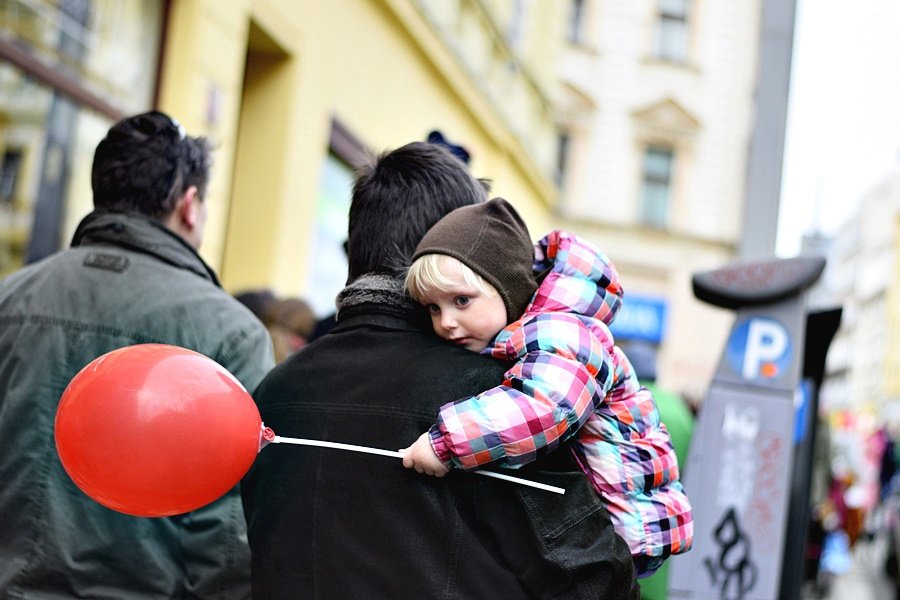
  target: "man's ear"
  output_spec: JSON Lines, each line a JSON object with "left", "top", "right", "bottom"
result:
{"left": 178, "top": 186, "right": 201, "bottom": 230}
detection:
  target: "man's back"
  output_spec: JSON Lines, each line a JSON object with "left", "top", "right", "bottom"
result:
{"left": 0, "top": 212, "right": 273, "bottom": 598}
{"left": 243, "top": 309, "right": 639, "bottom": 599}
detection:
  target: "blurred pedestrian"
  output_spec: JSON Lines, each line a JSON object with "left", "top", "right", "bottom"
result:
{"left": 235, "top": 288, "right": 277, "bottom": 322}
{"left": 264, "top": 296, "right": 316, "bottom": 362}
{"left": 0, "top": 111, "right": 274, "bottom": 598}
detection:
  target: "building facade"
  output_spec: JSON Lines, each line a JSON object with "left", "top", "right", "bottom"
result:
{"left": 1, "top": 0, "right": 570, "bottom": 314}
{"left": 802, "top": 166, "right": 900, "bottom": 515}
{"left": 819, "top": 168, "right": 900, "bottom": 439}
{"left": 1, "top": 0, "right": 776, "bottom": 403}
{"left": 0, "top": 0, "right": 165, "bottom": 277}
{"left": 555, "top": 0, "right": 764, "bottom": 401}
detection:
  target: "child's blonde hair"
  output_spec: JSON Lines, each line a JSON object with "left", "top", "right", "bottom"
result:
{"left": 405, "top": 253, "right": 499, "bottom": 304}
{"left": 409, "top": 198, "right": 537, "bottom": 322}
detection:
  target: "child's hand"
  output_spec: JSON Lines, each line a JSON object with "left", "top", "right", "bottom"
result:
{"left": 399, "top": 432, "right": 450, "bottom": 477}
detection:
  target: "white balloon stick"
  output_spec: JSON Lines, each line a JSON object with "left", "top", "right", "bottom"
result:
{"left": 270, "top": 435, "right": 565, "bottom": 495}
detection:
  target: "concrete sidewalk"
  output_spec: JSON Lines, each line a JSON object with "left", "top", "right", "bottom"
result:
{"left": 805, "top": 534, "right": 897, "bottom": 600}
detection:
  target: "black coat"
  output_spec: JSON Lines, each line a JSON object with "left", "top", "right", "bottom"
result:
{"left": 242, "top": 304, "right": 639, "bottom": 600}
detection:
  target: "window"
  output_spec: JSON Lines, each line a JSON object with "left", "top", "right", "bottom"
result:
{"left": 0, "top": 150, "right": 23, "bottom": 205}
{"left": 568, "top": 0, "right": 585, "bottom": 44}
{"left": 640, "top": 147, "right": 674, "bottom": 228}
{"left": 306, "top": 118, "right": 366, "bottom": 318}
{"left": 307, "top": 152, "right": 353, "bottom": 318}
{"left": 507, "top": 0, "right": 529, "bottom": 49}
{"left": 656, "top": 0, "right": 690, "bottom": 63}
{"left": 0, "top": 0, "right": 164, "bottom": 275}
{"left": 555, "top": 131, "right": 571, "bottom": 188}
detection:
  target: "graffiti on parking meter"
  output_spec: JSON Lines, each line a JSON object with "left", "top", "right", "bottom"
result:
{"left": 725, "top": 317, "right": 792, "bottom": 380}
{"left": 717, "top": 404, "right": 759, "bottom": 512}
{"left": 704, "top": 507, "right": 758, "bottom": 600}
{"left": 708, "top": 404, "right": 761, "bottom": 598}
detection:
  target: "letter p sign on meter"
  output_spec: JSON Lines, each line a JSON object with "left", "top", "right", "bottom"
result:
{"left": 726, "top": 317, "right": 792, "bottom": 380}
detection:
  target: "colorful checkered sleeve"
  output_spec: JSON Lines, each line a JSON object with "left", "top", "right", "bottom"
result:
{"left": 429, "top": 312, "right": 616, "bottom": 470}
{"left": 531, "top": 230, "right": 623, "bottom": 325}
{"left": 571, "top": 372, "right": 694, "bottom": 575}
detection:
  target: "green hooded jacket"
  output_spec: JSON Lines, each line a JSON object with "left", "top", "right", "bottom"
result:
{"left": 0, "top": 211, "right": 274, "bottom": 599}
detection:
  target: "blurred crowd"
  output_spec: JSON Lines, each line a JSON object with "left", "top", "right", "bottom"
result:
{"left": 234, "top": 289, "right": 333, "bottom": 363}
{"left": 804, "top": 422, "right": 900, "bottom": 599}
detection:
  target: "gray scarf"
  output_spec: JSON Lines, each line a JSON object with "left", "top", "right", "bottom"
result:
{"left": 334, "top": 273, "right": 419, "bottom": 320}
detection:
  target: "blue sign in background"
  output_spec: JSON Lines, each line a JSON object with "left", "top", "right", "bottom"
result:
{"left": 794, "top": 379, "right": 812, "bottom": 444}
{"left": 610, "top": 294, "right": 667, "bottom": 343}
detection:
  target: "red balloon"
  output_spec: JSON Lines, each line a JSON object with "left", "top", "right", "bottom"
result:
{"left": 55, "top": 344, "right": 262, "bottom": 517}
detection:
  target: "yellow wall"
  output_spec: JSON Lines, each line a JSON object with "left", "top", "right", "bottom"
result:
{"left": 155, "top": 0, "right": 562, "bottom": 296}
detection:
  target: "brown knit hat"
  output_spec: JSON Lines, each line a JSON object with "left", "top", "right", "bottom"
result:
{"left": 412, "top": 197, "right": 537, "bottom": 322}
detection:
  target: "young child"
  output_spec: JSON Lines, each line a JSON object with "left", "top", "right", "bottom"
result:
{"left": 399, "top": 197, "right": 693, "bottom": 577}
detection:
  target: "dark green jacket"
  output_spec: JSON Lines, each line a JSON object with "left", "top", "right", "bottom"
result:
{"left": 0, "top": 211, "right": 274, "bottom": 599}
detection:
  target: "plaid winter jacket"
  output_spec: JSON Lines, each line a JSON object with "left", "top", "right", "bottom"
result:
{"left": 428, "top": 230, "right": 693, "bottom": 577}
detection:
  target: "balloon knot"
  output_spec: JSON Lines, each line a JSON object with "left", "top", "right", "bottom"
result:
{"left": 258, "top": 425, "right": 276, "bottom": 452}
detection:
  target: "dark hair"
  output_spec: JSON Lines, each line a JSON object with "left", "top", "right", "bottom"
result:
{"left": 234, "top": 288, "right": 277, "bottom": 321}
{"left": 91, "top": 111, "right": 212, "bottom": 219}
{"left": 346, "top": 141, "right": 488, "bottom": 282}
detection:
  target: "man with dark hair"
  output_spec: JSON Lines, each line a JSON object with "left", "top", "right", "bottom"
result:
{"left": 242, "top": 141, "right": 639, "bottom": 599}
{"left": 344, "top": 141, "right": 487, "bottom": 282}
{"left": 0, "top": 111, "right": 274, "bottom": 599}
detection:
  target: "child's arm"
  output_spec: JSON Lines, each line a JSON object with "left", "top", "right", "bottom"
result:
{"left": 429, "top": 312, "right": 617, "bottom": 471}
{"left": 399, "top": 432, "right": 449, "bottom": 476}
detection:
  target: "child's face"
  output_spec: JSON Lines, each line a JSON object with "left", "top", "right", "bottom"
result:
{"left": 419, "top": 257, "right": 507, "bottom": 353}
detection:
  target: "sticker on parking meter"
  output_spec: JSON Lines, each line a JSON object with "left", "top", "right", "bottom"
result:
{"left": 726, "top": 317, "right": 792, "bottom": 381}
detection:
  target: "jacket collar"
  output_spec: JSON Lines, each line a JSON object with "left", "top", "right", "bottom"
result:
{"left": 332, "top": 311, "right": 427, "bottom": 335}
{"left": 333, "top": 272, "right": 431, "bottom": 332}
{"left": 70, "top": 210, "right": 221, "bottom": 287}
